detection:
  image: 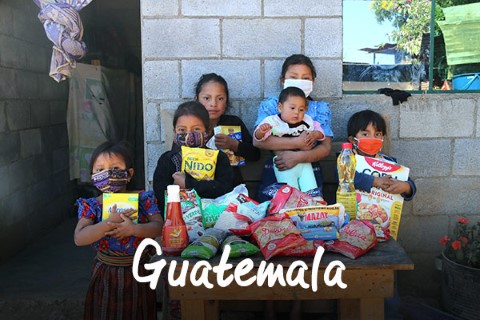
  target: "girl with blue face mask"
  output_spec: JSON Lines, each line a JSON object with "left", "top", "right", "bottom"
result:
{"left": 254, "top": 54, "right": 334, "bottom": 202}
{"left": 152, "top": 101, "right": 233, "bottom": 215}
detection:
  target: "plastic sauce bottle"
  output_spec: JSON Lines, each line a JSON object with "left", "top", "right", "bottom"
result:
{"left": 336, "top": 142, "right": 357, "bottom": 220}
{"left": 161, "top": 185, "right": 189, "bottom": 255}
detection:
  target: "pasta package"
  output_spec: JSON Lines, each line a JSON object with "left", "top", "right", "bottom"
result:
{"left": 326, "top": 220, "right": 378, "bottom": 259}
{"left": 283, "top": 204, "right": 347, "bottom": 240}
{"left": 355, "top": 155, "right": 410, "bottom": 240}
{"left": 207, "top": 125, "right": 245, "bottom": 166}
{"left": 221, "top": 235, "right": 260, "bottom": 258}
{"left": 181, "top": 146, "right": 219, "bottom": 181}
{"left": 249, "top": 214, "right": 306, "bottom": 260}
{"left": 181, "top": 228, "right": 228, "bottom": 260}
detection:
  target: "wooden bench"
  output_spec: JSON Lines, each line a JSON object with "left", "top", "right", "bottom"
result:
{"left": 153, "top": 239, "right": 414, "bottom": 320}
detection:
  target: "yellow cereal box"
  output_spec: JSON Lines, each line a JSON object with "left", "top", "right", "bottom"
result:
{"left": 181, "top": 146, "right": 219, "bottom": 181}
{"left": 355, "top": 155, "right": 410, "bottom": 240}
{"left": 102, "top": 193, "right": 139, "bottom": 224}
{"left": 213, "top": 125, "right": 245, "bottom": 166}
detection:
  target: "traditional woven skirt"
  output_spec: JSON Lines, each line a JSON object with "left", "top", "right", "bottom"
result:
{"left": 84, "top": 253, "right": 157, "bottom": 320}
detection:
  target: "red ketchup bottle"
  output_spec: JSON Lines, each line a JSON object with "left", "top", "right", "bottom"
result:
{"left": 161, "top": 185, "right": 189, "bottom": 255}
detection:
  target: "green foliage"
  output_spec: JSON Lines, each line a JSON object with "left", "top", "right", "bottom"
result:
{"left": 370, "top": 0, "right": 480, "bottom": 57}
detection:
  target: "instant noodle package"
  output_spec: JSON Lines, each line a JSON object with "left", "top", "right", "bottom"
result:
{"left": 355, "top": 155, "right": 410, "bottom": 240}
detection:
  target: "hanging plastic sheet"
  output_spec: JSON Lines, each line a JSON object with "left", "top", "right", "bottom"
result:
{"left": 67, "top": 63, "right": 118, "bottom": 182}
{"left": 33, "top": 0, "right": 93, "bottom": 82}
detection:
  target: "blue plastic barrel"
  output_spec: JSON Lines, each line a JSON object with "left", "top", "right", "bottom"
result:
{"left": 452, "top": 73, "right": 480, "bottom": 90}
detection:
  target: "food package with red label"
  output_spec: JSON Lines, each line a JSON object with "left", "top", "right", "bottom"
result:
{"left": 325, "top": 220, "right": 378, "bottom": 259}
{"left": 355, "top": 155, "right": 410, "bottom": 241}
{"left": 249, "top": 213, "right": 306, "bottom": 260}
{"left": 276, "top": 240, "right": 325, "bottom": 257}
{"left": 269, "top": 185, "right": 326, "bottom": 215}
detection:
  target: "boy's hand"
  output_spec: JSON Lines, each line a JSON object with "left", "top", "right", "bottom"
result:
{"left": 382, "top": 179, "right": 411, "bottom": 195}
{"left": 274, "top": 150, "right": 301, "bottom": 171}
{"left": 172, "top": 172, "right": 186, "bottom": 189}
{"left": 373, "top": 175, "right": 392, "bottom": 190}
{"left": 215, "top": 134, "right": 239, "bottom": 151}
{"left": 255, "top": 123, "right": 272, "bottom": 140}
{"left": 105, "top": 214, "right": 135, "bottom": 239}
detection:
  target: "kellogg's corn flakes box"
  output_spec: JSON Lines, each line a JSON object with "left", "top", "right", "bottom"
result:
{"left": 212, "top": 125, "right": 245, "bottom": 166}
{"left": 102, "top": 193, "right": 139, "bottom": 224}
{"left": 355, "top": 155, "right": 409, "bottom": 240}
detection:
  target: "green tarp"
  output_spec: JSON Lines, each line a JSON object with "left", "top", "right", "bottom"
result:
{"left": 438, "top": 2, "right": 480, "bottom": 65}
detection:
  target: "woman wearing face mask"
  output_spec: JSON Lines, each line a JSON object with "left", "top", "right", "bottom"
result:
{"left": 347, "top": 109, "right": 416, "bottom": 199}
{"left": 152, "top": 101, "right": 233, "bottom": 214}
{"left": 254, "top": 54, "right": 333, "bottom": 201}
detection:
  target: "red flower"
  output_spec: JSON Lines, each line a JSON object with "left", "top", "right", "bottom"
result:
{"left": 440, "top": 235, "right": 449, "bottom": 245}
{"left": 460, "top": 236, "right": 469, "bottom": 245}
{"left": 457, "top": 217, "right": 469, "bottom": 224}
{"left": 451, "top": 240, "right": 462, "bottom": 251}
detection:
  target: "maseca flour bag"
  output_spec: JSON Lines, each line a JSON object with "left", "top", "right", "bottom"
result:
{"left": 355, "top": 155, "right": 409, "bottom": 240}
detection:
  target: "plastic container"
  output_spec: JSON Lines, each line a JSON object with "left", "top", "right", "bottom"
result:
{"left": 452, "top": 73, "right": 480, "bottom": 90}
{"left": 161, "top": 185, "right": 189, "bottom": 256}
{"left": 336, "top": 142, "right": 357, "bottom": 220}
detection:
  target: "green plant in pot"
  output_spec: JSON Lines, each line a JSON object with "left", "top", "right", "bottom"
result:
{"left": 439, "top": 217, "right": 480, "bottom": 320}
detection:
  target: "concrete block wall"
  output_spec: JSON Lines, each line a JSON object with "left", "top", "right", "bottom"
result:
{"left": 141, "top": 0, "right": 480, "bottom": 299}
{"left": 0, "top": 0, "right": 75, "bottom": 262}
{"left": 141, "top": 0, "right": 343, "bottom": 184}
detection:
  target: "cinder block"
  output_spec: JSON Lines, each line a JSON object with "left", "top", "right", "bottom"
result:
{"left": 20, "top": 129, "right": 42, "bottom": 158}
{"left": 264, "top": 0, "right": 342, "bottom": 17}
{"left": 223, "top": 19, "right": 301, "bottom": 58}
{"left": 181, "top": 60, "right": 261, "bottom": 99}
{"left": 0, "top": 132, "right": 20, "bottom": 166}
{"left": 398, "top": 214, "right": 448, "bottom": 253}
{"left": 477, "top": 103, "right": 480, "bottom": 137}
{"left": 0, "top": 188, "right": 29, "bottom": 226}
{"left": 52, "top": 147, "right": 69, "bottom": 174}
{"left": 8, "top": 157, "right": 34, "bottom": 193}
{"left": 37, "top": 73, "right": 68, "bottom": 100}
{"left": 413, "top": 177, "right": 480, "bottom": 216}
{"left": 41, "top": 124, "right": 68, "bottom": 153}
{"left": 0, "top": 67, "right": 16, "bottom": 99}
{"left": 25, "top": 44, "right": 50, "bottom": 73}
{"left": 305, "top": 19, "right": 342, "bottom": 58}
{"left": 159, "top": 102, "right": 179, "bottom": 143}
{"left": 182, "top": 0, "right": 261, "bottom": 16}
{"left": 12, "top": 7, "right": 48, "bottom": 47}
{"left": 143, "top": 60, "right": 180, "bottom": 100}
{"left": 146, "top": 142, "right": 166, "bottom": 182}
{"left": 391, "top": 139, "right": 451, "bottom": 178}
{"left": 32, "top": 154, "right": 52, "bottom": 183}
{"left": 141, "top": 0, "right": 178, "bottom": 17}
{"left": 400, "top": 97, "right": 475, "bottom": 138}
{"left": 6, "top": 100, "right": 30, "bottom": 131}
{"left": 312, "top": 59, "right": 342, "bottom": 97}
{"left": 0, "top": 165, "right": 9, "bottom": 200}
{"left": 0, "top": 102, "right": 6, "bottom": 133}
{"left": 0, "top": 35, "right": 28, "bottom": 69}
{"left": 15, "top": 70, "right": 39, "bottom": 99}
{"left": 30, "top": 101, "right": 50, "bottom": 128}
{"left": 231, "top": 100, "right": 263, "bottom": 132}
{"left": 145, "top": 102, "right": 161, "bottom": 142}
{"left": 453, "top": 139, "right": 480, "bottom": 176}
{"left": 143, "top": 19, "right": 220, "bottom": 58}
{"left": 49, "top": 100, "right": 67, "bottom": 125}
{"left": 263, "top": 59, "right": 284, "bottom": 98}
{"left": 0, "top": 4, "right": 13, "bottom": 36}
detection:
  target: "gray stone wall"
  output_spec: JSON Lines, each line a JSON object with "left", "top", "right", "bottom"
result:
{"left": 141, "top": 0, "right": 480, "bottom": 298}
{"left": 0, "top": 0, "right": 75, "bottom": 262}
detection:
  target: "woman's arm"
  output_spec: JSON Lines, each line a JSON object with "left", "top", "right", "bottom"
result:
{"left": 271, "top": 137, "right": 332, "bottom": 171}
